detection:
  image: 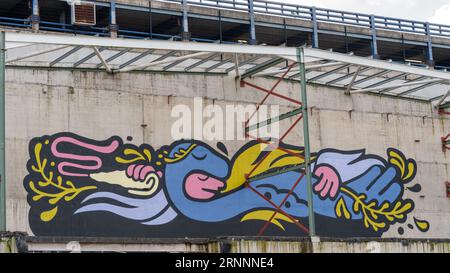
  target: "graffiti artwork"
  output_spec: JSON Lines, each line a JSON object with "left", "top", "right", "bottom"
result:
{"left": 24, "top": 133, "right": 430, "bottom": 237}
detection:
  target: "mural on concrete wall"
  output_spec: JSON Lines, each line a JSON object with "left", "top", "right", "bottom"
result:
{"left": 24, "top": 133, "right": 430, "bottom": 237}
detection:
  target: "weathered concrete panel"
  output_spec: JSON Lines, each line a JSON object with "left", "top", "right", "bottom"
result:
{"left": 3, "top": 67, "right": 449, "bottom": 241}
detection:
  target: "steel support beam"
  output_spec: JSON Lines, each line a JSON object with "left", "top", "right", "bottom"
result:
{"left": 31, "top": 0, "right": 39, "bottom": 31}
{"left": 311, "top": 7, "right": 319, "bottom": 48}
{"left": 74, "top": 47, "right": 106, "bottom": 67}
{"left": 248, "top": 0, "right": 257, "bottom": 45}
{"left": 370, "top": 15, "right": 379, "bottom": 59}
{"left": 0, "top": 32, "right": 5, "bottom": 231}
{"left": 345, "top": 66, "right": 363, "bottom": 94}
{"left": 425, "top": 23, "right": 434, "bottom": 67}
{"left": 93, "top": 47, "right": 113, "bottom": 73}
{"left": 297, "top": 47, "right": 315, "bottom": 237}
{"left": 181, "top": 0, "right": 190, "bottom": 41}
{"left": 110, "top": 0, "right": 118, "bottom": 38}
{"left": 97, "top": 48, "right": 130, "bottom": 68}
{"left": 434, "top": 89, "right": 450, "bottom": 107}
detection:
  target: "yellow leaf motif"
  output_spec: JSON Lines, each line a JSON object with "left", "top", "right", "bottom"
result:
{"left": 40, "top": 207, "right": 58, "bottom": 222}
{"left": 413, "top": 217, "right": 430, "bottom": 232}
{"left": 28, "top": 142, "right": 97, "bottom": 222}
{"left": 340, "top": 187, "right": 414, "bottom": 232}
{"left": 335, "top": 197, "right": 351, "bottom": 220}
{"left": 241, "top": 210, "right": 295, "bottom": 231}
{"left": 388, "top": 149, "right": 416, "bottom": 182}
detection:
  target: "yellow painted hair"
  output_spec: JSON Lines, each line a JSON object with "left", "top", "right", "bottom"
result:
{"left": 223, "top": 142, "right": 308, "bottom": 193}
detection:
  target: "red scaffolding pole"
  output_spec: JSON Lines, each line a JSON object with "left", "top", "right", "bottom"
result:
{"left": 240, "top": 61, "right": 312, "bottom": 236}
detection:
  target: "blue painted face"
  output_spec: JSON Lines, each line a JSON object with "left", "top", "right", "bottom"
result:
{"left": 164, "top": 142, "right": 230, "bottom": 201}
{"left": 164, "top": 141, "right": 313, "bottom": 221}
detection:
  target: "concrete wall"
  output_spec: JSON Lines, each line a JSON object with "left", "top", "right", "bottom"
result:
{"left": 4, "top": 66, "right": 450, "bottom": 239}
{"left": 25, "top": 237, "right": 450, "bottom": 253}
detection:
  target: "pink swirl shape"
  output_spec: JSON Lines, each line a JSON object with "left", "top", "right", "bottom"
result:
{"left": 51, "top": 136, "right": 119, "bottom": 177}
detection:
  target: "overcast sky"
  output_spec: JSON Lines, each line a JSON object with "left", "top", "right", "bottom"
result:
{"left": 277, "top": 0, "right": 450, "bottom": 25}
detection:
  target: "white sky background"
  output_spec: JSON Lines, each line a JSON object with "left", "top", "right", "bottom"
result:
{"left": 275, "top": 0, "right": 450, "bottom": 25}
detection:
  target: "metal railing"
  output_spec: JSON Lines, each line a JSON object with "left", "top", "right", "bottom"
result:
{"left": 159, "top": 0, "right": 450, "bottom": 38}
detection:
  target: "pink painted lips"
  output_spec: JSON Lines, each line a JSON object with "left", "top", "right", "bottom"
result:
{"left": 184, "top": 173, "right": 225, "bottom": 200}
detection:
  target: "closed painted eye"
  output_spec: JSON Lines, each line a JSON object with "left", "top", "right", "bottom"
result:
{"left": 264, "top": 192, "right": 272, "bottom": 200}
{"left": 192, "top": 152, "right": 207, "bottom": 160}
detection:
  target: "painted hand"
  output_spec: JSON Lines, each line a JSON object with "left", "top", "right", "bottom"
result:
{"left": 314, "top": 165, "right": 340, "bottom": 199}
{"left": 126, "top": 164, "right": 163, "bottom": 183}
{"left": 345, "top": 166, "right": 401, "bottom": 204}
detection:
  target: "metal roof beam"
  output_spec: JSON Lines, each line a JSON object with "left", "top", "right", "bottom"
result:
{"left": 308, "top": 64, "right": 352, "bottom": 82}
{"left": 6, "top": 45, "right": 71, "bottom": 64}
{"left": 184, "top": 53, "right": 221, "bottom": 72}
{"left": 93, "top": 47, "right": 112, "bottom": 73}
{"left": 120, "top": 52, "right": 211, "bottom": 73}
{"left": 327, "top": 66, "right": 371, "bottom": 85}
{"left": 97, "top": 48, "right": 131, "bottom": 68}
{"left": 397, "top": 81, "right": 445, "bottom": 96}
{"left": 6, "top": 32, "right": 299, "bottom": 61}
{"left": 432, "top": 89, "right": 450, "bottom": 106}
{"left": 351, "top": 79, "right": 444, "bottom": 94}
{"left": 8, "top": 33, "right": 450, "bottom": 80}
{"left": 49, "top": 46, "right": 83, "bottom": 67}
{"left": 345, "top": 66, "right": 363, "bottom": 94}
{"left": 352, "top": 69, "right": 390, "bottom": 86}
{"left": 225, "top": 55, "right": 265, "bottom": 73}
{"left": 205, "top": 57, "right": 233, "bottom": 72}
{"left": 379, "top": 75, "right": 427, "bottom": 94}
{"left": 73, "top": 47, "right": 106, "bottom": 67}
{"left": 118, "top": 49, "right": 155, "bottom": 70}
{"left": 303, "top": 48, "right": 450, "bottom": 81}
{"left": 365, "top": 72, "right": 408, "bottom": 91}
{"left": 240, "top": 57, "right": 286, "bottom": 79}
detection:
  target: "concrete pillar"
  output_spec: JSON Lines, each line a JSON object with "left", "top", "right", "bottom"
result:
{"left": 109, "top": 0, "right": 118, "bottom": 38}
{"left": 425, "top": 23, "right": 435, "bottom": 67}
{"left": 311, "top": 7, "right": 319, "bottom": 48}
{"left": 248, "top": 0, "right": 257, "bottom": 45}
{"left": 31, "top": 0, "right": 40, "bottom": 31}
{"left": 370, "top": 15, "right": 379, "bottom": 59}
{"left": 181, "top": 0, "right": 190, "bottom": 41}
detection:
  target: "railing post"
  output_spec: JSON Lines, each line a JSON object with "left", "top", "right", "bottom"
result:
{"left": 297, "top": 47, "right": 316, "bottom": 237}
{"left": 0, "top": 31, "right": 6, "bottom": 232}
{"left": 110, "top": 0, "right": 118, "bottom": 38}
{"left": 311, "top": 7, "right": 319, "bottom": 48}
{"left": 248, "top": 0, "right": 257, "bottom": 45}
{"left": 149, "top": 1, "right": 153, "bottom": 39}
{"left": 31, "top": 0, "right": 40, "bottom": 31}
{"left": 425, "top": 23, "right": 435, "bottom": 67}
{"left": 370, "top": 15, "right": 379, "bottom": 59}
{"left": 181, "top": 0, "right": 190, "bottom": 41}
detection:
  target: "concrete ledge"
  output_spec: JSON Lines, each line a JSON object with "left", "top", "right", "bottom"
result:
{"left": 25, "top": 236, "right": 450, "bottom": 253}
{"left": 0, "top": 232, "right": 28, "bottom": 253}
